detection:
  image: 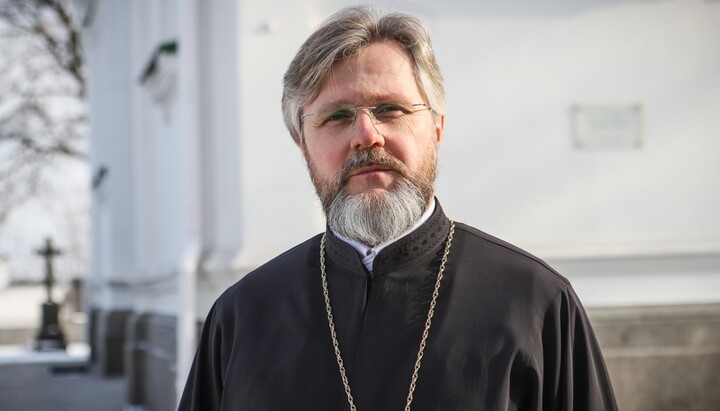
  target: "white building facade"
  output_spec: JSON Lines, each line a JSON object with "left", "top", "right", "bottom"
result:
{"left": 82, "top": 1, "right": 720, "bottom": 410}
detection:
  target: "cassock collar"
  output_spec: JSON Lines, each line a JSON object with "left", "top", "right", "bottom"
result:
{"left": 325, "top": 198, "right": 452, "bottom": 276}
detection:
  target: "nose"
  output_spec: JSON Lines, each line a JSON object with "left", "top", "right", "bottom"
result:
{"left": 350, "top": 108, "right": 385, "bottom": 150}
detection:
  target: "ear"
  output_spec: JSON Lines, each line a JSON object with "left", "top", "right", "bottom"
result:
{"left": 434, "top": 114, "right": 445, "bottom": 145}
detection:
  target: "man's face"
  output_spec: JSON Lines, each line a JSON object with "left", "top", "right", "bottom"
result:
{"left": 300, "top": 41, "right": 445, "bottom": 211}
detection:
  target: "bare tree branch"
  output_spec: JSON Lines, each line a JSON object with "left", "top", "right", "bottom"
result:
{"left": 0, "top": 0, "right": 86, "bottom": 225}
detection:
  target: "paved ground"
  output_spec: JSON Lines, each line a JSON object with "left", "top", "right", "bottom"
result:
{"left": 0, "top": 344, "right": 126, "bottom": 411}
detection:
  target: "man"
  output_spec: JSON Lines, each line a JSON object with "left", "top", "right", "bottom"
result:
{"left": 179, "top": 6, "right": 617, "bottom": 411}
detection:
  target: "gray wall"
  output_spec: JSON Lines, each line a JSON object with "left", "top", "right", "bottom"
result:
{"left": 590, "top": 304, "right": 720, "bottom": 411}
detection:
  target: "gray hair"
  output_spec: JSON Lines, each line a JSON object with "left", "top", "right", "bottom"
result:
{"left": 282, "top": 6, "right": 445, "bottom": 144}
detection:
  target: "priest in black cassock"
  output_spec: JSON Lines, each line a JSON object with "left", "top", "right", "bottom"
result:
{"left": 179, "top": 6, "right": 618, "bottom": 411}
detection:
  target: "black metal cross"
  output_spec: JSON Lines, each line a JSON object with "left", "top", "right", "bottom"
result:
{"left": 36, "top": 237, "right": 62, "bottom": 303}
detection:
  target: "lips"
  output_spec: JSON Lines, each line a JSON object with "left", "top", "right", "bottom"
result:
{"left": 349, "top": 165, "right": 394, "bottom": 178}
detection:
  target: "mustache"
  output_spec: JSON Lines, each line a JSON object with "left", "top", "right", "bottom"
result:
{"left": 337, "top": 149, "right": 408, "bottom": 186}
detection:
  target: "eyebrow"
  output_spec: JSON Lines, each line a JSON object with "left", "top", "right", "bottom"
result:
{"left": 315, "top": 93, "right": 417, "bottom": 108}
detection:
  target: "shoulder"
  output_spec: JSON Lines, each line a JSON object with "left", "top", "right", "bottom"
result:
{"left": 448, "top": 222, "right": 586, "bottom": 338}
{"left": 451, "top": 221, "right": 571, "bottom": 296}
{"left": 213, "top": 234, "right": 323, "bottom": 313}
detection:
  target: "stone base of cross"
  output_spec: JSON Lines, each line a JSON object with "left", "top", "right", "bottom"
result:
{"left": 36, "top": 301, "right": 67, "bottom": 351}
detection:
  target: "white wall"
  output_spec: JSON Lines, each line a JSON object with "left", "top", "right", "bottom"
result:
{"left": 85, "top": 0, "right": 720, "bottom": 316}
{"left": 428, "top": 0, "right": 720, "bottom": 306}
{"left": 433, "top": 0, "right": 720, "bottom": 258}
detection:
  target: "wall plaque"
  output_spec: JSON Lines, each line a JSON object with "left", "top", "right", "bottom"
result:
{"left": 572, "top": 104, "right": 643, "bottom": 149}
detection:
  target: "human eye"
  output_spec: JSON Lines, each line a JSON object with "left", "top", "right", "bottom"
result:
{"left": 372, "top": 103, "right": 409, "bottom": 121}
{"left": 321, "top": 108, "right": 354, "bottom": 125}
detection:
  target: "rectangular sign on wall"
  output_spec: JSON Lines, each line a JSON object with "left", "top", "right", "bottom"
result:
{"left": 572, "top": 104, "right": 643, "bottom": 149}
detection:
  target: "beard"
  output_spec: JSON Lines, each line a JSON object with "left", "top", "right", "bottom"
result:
{"left": 305, "top": 146, "right": 437, "bottom": 247}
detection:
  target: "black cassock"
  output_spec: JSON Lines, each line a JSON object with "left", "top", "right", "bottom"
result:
{"left": 179, "top": 203, "right": 617, "bottom": 411}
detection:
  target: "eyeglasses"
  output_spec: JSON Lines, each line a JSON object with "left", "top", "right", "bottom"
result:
{"left": 301, "top": 102, "right": 432, "bottom": 137}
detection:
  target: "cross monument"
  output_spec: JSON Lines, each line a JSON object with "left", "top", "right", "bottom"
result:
{"left": 35, "top": 237, "right": 66, "bottom": 350}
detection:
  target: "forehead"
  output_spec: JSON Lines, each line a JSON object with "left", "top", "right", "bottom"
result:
{"left": 309, "top": 41, "right": 423, "bottom": 108}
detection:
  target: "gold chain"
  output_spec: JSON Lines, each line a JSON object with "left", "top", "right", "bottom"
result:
{"left": 320, "top": 221, "right": 455, "bottom": 411}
